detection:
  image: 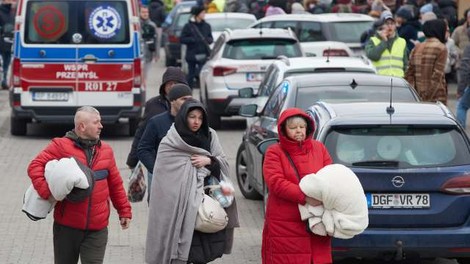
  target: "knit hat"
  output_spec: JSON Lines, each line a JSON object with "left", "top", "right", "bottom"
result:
{"left": 191, "top": 5, "right": 205, "bottom": 16}
{"left": 396, "top": 7, "right": 412, "bottom": 21}
{"left": 168, "top": 84, "right": 192, "bottom": 101}
{"left": 159, "top": 67, "right": 188, "bottom": 96}
{"left": 421, "top": 12, "right": 437, "bottom": 23}
{"left": 420, "top": 3, "right": 433, "bottom": 14}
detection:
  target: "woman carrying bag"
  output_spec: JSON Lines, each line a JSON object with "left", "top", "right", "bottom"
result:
{"left": 180, "top": 6, "right": 213, "bottom": 88}
{"left": 145, "top": 98, "right": 239, "bottom": 264}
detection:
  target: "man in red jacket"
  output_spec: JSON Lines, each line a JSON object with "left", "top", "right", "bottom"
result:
{"left": 27, "top": 106, "right": 132, "bottom": 264}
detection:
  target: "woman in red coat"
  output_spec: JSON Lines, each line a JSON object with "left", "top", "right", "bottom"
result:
{"left": 262, "top": 108, "right": 333, "bottom": 264}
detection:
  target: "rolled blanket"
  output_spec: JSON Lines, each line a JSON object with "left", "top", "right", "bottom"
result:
{"left": 45, "top": 157, "right": 90, "bottom": 201}
{"left": 299, "top": 164, "right": 369, "bottom": 239}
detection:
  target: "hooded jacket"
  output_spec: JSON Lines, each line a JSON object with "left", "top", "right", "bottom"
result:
{"left": 28, "top": 131, "right": 132, "bottom": 230}
{"left": 262, "top": 108, "right": 333, "bottom": 264}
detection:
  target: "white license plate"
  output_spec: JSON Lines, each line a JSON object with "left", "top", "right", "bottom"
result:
{"left": 32, "top": 92, "right": 69, "bottom": 101}
{"left": 366, "top": 193, "right": 430, "bottom": 208}
{"left": 246, "top": 72, "right": 263, "bottom": 82}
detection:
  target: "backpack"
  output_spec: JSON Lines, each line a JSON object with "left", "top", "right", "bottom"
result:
{"left": 141, "top": 23, "right": 157, "bottom": 52}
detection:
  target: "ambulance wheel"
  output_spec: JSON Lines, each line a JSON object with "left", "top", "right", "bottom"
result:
{"left": 10, "top": 116, "right": 27, "bottom": 136}
{"left": 129, "top": 118, "right": 139, "bottom": 136}
{"left": 165, "top": 55, "right": 176, "bottom": 67}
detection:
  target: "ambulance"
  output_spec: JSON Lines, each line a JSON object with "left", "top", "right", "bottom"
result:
{"left": 9, "top": 0, "right": 144, "bottom": 135}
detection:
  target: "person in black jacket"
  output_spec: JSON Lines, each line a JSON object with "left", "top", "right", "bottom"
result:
{"left": 0, "top": 0, "right": 14, "bottom": 90}
{"left": 180, "top": 6, "right": 213, "bottom": 88}
{"left": 137, "top": 84, "right": 193, "bottom": 201}
{"left": 126, "top": 67, "right": 187, "bottom": 169}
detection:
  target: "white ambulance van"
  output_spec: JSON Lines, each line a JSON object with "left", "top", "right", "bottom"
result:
{"left": 9, "top": 0, "right": 144, "bottom": 135}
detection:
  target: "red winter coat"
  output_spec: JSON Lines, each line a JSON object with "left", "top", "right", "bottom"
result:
{"left": 28, "top": 136, "right": 132, "bottom": 231}
{"left": 262, "top": 108, "right": 333, "bottom": 264}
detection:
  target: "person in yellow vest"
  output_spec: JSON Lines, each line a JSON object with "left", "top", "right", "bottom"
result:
{"left": 365, "top": 11, "right": 408, "bottom": 77}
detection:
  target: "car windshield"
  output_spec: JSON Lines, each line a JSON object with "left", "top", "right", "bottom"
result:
{"left": 326, "top": 21, "right": 373, "bottom": 43}
{"left": 206, "top": 17, "right": 255, "bottom": 32}
{"left": 324, "top": 126, "right": 470, "bottom": 168}
{"left": 223, "top": 38, "right": 302, "bottom": 60}
{"left": 295, "top": 85, "right": 416, "bottom": 109}
{"left": 25, "top": 0, "right": 130, "bottom": 44}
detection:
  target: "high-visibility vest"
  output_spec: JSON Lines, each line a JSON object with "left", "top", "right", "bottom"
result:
{"left": 371, "top": 36, "right": 406, "bottom": 77}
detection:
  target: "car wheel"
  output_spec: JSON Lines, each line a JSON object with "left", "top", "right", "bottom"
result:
{"left": 458, "top": 258, "right": 470, "bottom": 264}
{"left": 129, "top": 118, "right": 139, "bottom": 136}
{"left": 262, "top": 180, "right": 269, "bottom": 218}
{"left": 236, "top": 143, "right": 262, "bottom": 200}
{"left": 10, "top": 116, "right": 28, "bottom": 136}
{"left": 165, "top": 53, "right": 176, "bottom": 67}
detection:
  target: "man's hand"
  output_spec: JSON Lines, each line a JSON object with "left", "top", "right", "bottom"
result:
{"left": 120, "top": 218, "right": 131, "bottom": 230}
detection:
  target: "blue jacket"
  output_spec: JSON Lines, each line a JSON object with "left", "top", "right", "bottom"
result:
{"left": 137, "top": 111, "right": 174, "bottom": 172}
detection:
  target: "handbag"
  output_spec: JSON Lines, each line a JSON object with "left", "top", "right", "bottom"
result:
{"left": 195, "top": 193, "right": 228, "bottom": 233}
{"left": 194, "top": 53, "right": 207, "bottom": 62}
{"left": 127, "top": 161, "right": 146, "bottom": 203}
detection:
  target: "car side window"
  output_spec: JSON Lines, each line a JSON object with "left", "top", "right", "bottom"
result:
{"left": 264, "top": 81, "right": 288, "bottom": 118}
{"left": 252, "top": 22, "right": 273, "bottom": 29}
{"left": 299, "top": 22, "right": 325, "bottom": 42}
{"left": 273, "top": 21, "right": 298, "bottom": 35}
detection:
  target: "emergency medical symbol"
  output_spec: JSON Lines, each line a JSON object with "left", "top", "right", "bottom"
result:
{"left": 88, "top": 6, "right": 122, "bottom": 39}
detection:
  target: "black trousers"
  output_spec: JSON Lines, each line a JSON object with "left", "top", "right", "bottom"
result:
{"left": 53, "top": 222, "right": 108, "bottom": 264}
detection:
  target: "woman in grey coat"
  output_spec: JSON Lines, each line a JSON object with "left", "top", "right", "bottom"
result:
{"left": 145, "top": 99, "right": 239, "bottom": 264}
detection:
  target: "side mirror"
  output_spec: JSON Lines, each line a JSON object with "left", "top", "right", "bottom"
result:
{"left": 238, "top": 87, "right": 255, "bottom": 98}
{"left": 257, "top": 138, "right": 279, "bottom": 155}
{"left": 239, "top": 104, "right": 258, "bottom": 117}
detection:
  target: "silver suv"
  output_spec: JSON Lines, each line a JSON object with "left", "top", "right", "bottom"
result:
{"left": 199, "top": 28, "right": 303, "bottom": 128}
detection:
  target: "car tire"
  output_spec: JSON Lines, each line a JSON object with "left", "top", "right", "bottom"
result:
{"left": 129, "top": 118, "right": 139, "bottom": 136}
{"left": 236, "top": 143, "right": 262, "bottom": 200}
{"left": 165, "top": 54, "right": 176, "bottom": 67}
{"left": 207, "top": 108, "right": 221, "bottom": 129}
{"left": 10, "top": 116, "right": 28, "bottom": 136}
{"left": 458, "top": 258, "right": 470, "bottom": 264}
{"left": 262, "top": 180, "right": 269, "bottom": 218}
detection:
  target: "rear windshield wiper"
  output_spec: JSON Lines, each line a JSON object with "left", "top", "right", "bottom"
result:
{"left": 351, "top": 160, "right": 399, "bottom": 167}
{"left": 261, "top": 56, "right": 278, "bottom": 59}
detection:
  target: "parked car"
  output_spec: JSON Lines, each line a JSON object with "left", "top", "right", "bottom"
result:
{"left": 199, "top": 28, "right": 303, "bottom": 128}
{"left": 236, "top": 73, "right": 420, "bottom": 201}
{"left": 235, "top": 56, "right": 376, "bottom": 118}
{"left": 302, "top": 101, "right": 470, "bottom": 262}
{"left": 250, "top": 13, "right": 374, "bottom": 56}
{"left": 162, "top": 4, "right": 193, "bottom": 66}
{"left": 181, "top": 12, "right": 257, "bottom": 74}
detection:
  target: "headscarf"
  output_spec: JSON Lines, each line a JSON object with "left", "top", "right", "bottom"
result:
{"left": 423, "top": 19, "right": 447, "bottom": 44}
{"left": 174, "top": 98, "right": 211, "bottom": 152}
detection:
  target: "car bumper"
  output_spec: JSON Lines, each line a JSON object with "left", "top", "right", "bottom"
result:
{"left": 333, "top": 225, "right": 470, "bottom": 259}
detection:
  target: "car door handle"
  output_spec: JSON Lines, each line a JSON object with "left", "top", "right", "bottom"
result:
{"left": 81, "top": 55, "right": 97, "bottom": 63}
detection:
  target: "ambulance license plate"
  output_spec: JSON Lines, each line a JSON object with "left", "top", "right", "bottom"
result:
{"left": 366, "top": 193, "right": 430, "bottom": 209}
{"left": 33, "top": 92, "right": 69, "bottom": 101}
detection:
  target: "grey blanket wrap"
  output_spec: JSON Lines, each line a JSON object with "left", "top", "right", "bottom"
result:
{"left": 145, "top": 125, "right": 239, "bottom": 264}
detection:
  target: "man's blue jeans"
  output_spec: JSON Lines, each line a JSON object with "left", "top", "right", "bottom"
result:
{"left": 456, "top": 87, "right": 470, "bottom": 127}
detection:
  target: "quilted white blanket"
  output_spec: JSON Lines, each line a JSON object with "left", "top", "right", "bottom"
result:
{"left": 298, "top": 164, "right": 368, "bottom": 239}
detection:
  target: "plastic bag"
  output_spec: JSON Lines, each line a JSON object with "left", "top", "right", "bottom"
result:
{"left": 127, "top": 161, "right": 146, "bottom": 203}
{"left": 206, "top": 174, "right": 234, "bottom": 208}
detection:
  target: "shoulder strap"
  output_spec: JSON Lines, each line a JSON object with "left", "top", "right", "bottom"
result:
{"left": 281, "top": 148, "right": 300, "bottom": 181}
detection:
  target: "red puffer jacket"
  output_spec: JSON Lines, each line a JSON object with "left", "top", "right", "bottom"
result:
{"left": 28, "top": 136, "right": 132, "bottom": 231}
{"left": 262, "top": 108, "right": 333, "bottom": 264}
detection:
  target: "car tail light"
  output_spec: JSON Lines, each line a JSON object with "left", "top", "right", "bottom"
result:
{"left": 133, "top": 58, "right": 142, "bottom": 88}
{"left": 12, "top": 58, "right": 20, "bottom": 87}
{"left": 168, "top": 34, "right": 179, "bottom": 43}
{"left": 323, "top": 49, "right": 349, "bottom": 57}
{"left": 440, "top": 175, "right": 470, "bottom": 194}
{"left": 213, "top": 66, "right": 237, "bottom": 76}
